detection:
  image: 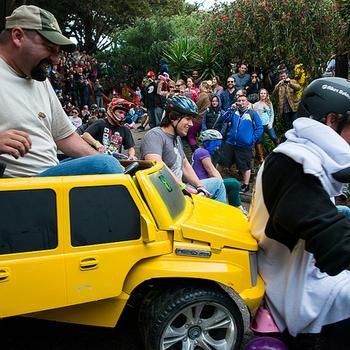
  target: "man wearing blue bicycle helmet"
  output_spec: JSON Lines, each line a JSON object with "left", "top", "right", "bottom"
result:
{"left": 141, "top": 95, "right": 227, "bottom": 202}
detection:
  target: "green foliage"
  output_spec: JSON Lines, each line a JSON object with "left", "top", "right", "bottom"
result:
{"left": 27, "top": 0, "right": 195, "bottom": 53}
{"left": 160, "top": 13, "right": 224, "bottom": 80}
{"left": 163, "top": 38, "right": 198, "bottom": 80}
{"left": 201, "top": 0, "right": 343, "bottom": 76}
{"left": 106, "top": 13, "right": 207, "bottom": 82}
{"left": 107, "top": 16, "right": 176, "bottom": 82}
{"left": 193, "top": 45, "right": 222, "bottom": 80}
{"left": 335, "top": 0, "right": 350, "bottom": 52}
{"left": 15, "top": 0, "right": 347, "bottom": 80}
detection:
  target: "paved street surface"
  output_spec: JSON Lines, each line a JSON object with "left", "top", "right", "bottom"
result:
{"left": 1, "top": 309, "right": 254, "bottom": 349}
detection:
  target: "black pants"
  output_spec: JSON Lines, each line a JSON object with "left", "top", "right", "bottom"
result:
{"left": 283, "top": 318, "right": 350, "bottom": 350}
{"left": 282, "top": 111, "right": 297, "bottom": 132}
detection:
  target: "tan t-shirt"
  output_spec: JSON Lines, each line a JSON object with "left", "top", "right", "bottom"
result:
{"left": 0, "top": 58, "right": 75, "bottom": 177}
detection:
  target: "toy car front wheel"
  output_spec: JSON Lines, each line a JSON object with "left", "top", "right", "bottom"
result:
{"left": 140, "top": 286, "right": 244, "bottom": 350}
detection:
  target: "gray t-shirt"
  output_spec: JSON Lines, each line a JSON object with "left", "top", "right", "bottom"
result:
{"left": 140, "top": 127, "right": 185, "bottom": 179}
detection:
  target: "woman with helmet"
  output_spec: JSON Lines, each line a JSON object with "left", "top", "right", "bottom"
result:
{"left": 97, "top": 107, "right": 107, "bottom": 119}
{"left": 140, "top": 95, "right": 227, "bottom": 203}
{"left": 192, "top": 129, "right": 246, "bottom": 213}
{"left": 81, "top": 98, "right": 137, "bottom": 160}
{"left": 249, "top": 77, "right": 350, "bottom": 350}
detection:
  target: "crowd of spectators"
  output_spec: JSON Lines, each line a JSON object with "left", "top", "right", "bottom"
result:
{"left": 134, "top": 61, "right": 308, "bottom": 193}
{"left": 47, "top": 51, "right": 311, "bottom": 194}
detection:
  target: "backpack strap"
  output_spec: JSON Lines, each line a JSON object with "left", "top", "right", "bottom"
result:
{"left": 248, "top": 109, "right": 257, "bottom": 129}
{"left": 212, "top": 111, "right": 222, "bottom": 129}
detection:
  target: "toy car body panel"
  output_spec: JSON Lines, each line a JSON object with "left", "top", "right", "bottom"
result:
{"left": 0, "top": 160, "right": 264, "bottom": 347}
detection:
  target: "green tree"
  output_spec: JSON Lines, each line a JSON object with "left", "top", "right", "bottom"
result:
{"left": 106, "top": 13, "right": 205, "bottom": 83}
{"left": 25, "top": 0, "right": 194, "bottom": 53}
{"left": 163, "top": 38, "right": 198, "bottom": 80}
{"left": 159, "top": 13, "right": 224, "bottom": 80}
{"left": 201, "top": 0, "right": 343, "bottom": 77}
{"left": 29, "top": 0, "right": 153, "bottom": 52}
{"left": 335, "top": 0, "right": 350, "bottom": 77}
{"left": 104, "top": 16, "right": 176, "bottom": 83}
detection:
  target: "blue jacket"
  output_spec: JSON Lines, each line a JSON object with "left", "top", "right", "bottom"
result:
{"left": 220, "top": 108, "right": 263, "bottom": 148}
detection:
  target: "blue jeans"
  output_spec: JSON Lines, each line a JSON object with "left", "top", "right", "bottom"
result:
{"left": 258, "top": 125, "right": 278, "bottom": 145}
{"left": 201, "top": 177, "right": 227, "bottom": 204}
{"left": 96, "top": 95, "right": 103, "bottom": 108}
{"left": 36, "top": 154, "right": 124, "bottom": 177}
{"left": 148, "top": 107, "right": 164, "bottom": 128}
{"left": 337, "top": 205, "right": 350, "bottom": 219}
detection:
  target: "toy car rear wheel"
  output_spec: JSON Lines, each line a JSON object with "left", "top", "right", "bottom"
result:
{"left": 140, "top": 286, "right": 244, "bottom": 350}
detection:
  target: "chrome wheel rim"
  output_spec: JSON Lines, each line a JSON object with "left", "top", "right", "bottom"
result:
{"left": 161, "top": 301, "right": 237, "bottom": 350}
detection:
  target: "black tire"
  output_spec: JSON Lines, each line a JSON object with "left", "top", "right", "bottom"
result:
{"left": 139, "top": 286, "right": 244, "bottom": 350}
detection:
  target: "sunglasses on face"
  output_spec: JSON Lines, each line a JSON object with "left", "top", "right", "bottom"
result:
{"left": 227, "top": 81, "right": 234, "bottom": 84}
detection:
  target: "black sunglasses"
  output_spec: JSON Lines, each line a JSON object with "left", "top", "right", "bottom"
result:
{"left": 227, "top": 81, "right": 234, "bottom": 83}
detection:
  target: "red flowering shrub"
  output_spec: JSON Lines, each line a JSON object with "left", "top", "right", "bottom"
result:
{"left": 201, "top": 0, "right": 344, "bottom": 76}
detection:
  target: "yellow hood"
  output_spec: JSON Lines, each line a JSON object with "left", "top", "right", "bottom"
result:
{"left": 180, "top": 195, "right": 257, "bottom": 251}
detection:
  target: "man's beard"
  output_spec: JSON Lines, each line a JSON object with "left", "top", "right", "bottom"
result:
{"left": 30, "top": 58, "right": 52, "bottom": 81}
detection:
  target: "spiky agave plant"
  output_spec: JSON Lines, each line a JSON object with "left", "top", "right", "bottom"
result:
{"left": 162, "top": 38, "right": 197, "bottom": 81}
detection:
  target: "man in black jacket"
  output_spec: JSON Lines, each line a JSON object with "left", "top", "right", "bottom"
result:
{"left": 141, "top": 71, "right": 164, "bottom": 129}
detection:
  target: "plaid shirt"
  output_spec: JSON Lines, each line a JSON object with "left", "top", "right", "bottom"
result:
{"left": 273, "top": 79, "right": 301, "bottom": 114}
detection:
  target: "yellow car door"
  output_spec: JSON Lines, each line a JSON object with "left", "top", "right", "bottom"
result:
{"left": 63, "top": 176, "right": 166, "bottom": 306}
{"left": 0, "top": 184, "right": 66, "bottom": 317}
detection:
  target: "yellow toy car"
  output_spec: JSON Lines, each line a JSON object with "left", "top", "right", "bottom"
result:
{"left": 0, "top": 160, "right": 263, "bottom": 350}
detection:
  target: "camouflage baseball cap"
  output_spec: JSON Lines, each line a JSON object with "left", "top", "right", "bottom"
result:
{"left": 5, "top": 5, "right": 76, "bottom": 52}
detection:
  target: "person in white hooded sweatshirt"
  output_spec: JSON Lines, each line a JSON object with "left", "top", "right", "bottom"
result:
{"left": 249, "top": 77, "right": 350, "bottom": 350}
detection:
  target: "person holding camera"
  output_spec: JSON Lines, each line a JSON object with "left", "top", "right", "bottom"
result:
{"left": 273, "top": 69, "right": 301, "bottom": 133}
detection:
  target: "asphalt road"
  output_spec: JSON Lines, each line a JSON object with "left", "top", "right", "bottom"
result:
{"left": 0, "top": 317, "right": 252, "bottom": 350}
{"left": 1, "top": 310, "right": 254, "bottom": 349}
{"left": 1, "top": 306, "right": 143, "bottom": 350}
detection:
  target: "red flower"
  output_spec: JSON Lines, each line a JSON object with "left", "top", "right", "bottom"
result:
{"left": 235, "top": 11, "right": 243, "bottom": 20}
{"left": 221, "top": 15, "right": 230, "bottom": 23}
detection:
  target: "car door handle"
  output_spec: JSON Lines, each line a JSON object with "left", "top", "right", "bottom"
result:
{"left": 80, "top": 257, "right": 99, "bottom": 270}
{"left": 0, "top": 268, "right": 10, "bottom": 282}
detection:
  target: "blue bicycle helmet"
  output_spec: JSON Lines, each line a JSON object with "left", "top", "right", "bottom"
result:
{"left": 165, "top": 95, "right": 198, "bottom": 116}
{"left": 199, "top": 129, "right": 223, "bottom": 143}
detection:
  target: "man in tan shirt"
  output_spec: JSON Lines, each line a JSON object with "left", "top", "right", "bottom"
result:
{"left": 273, "top": 69, "right": 301, "bottom": 133}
